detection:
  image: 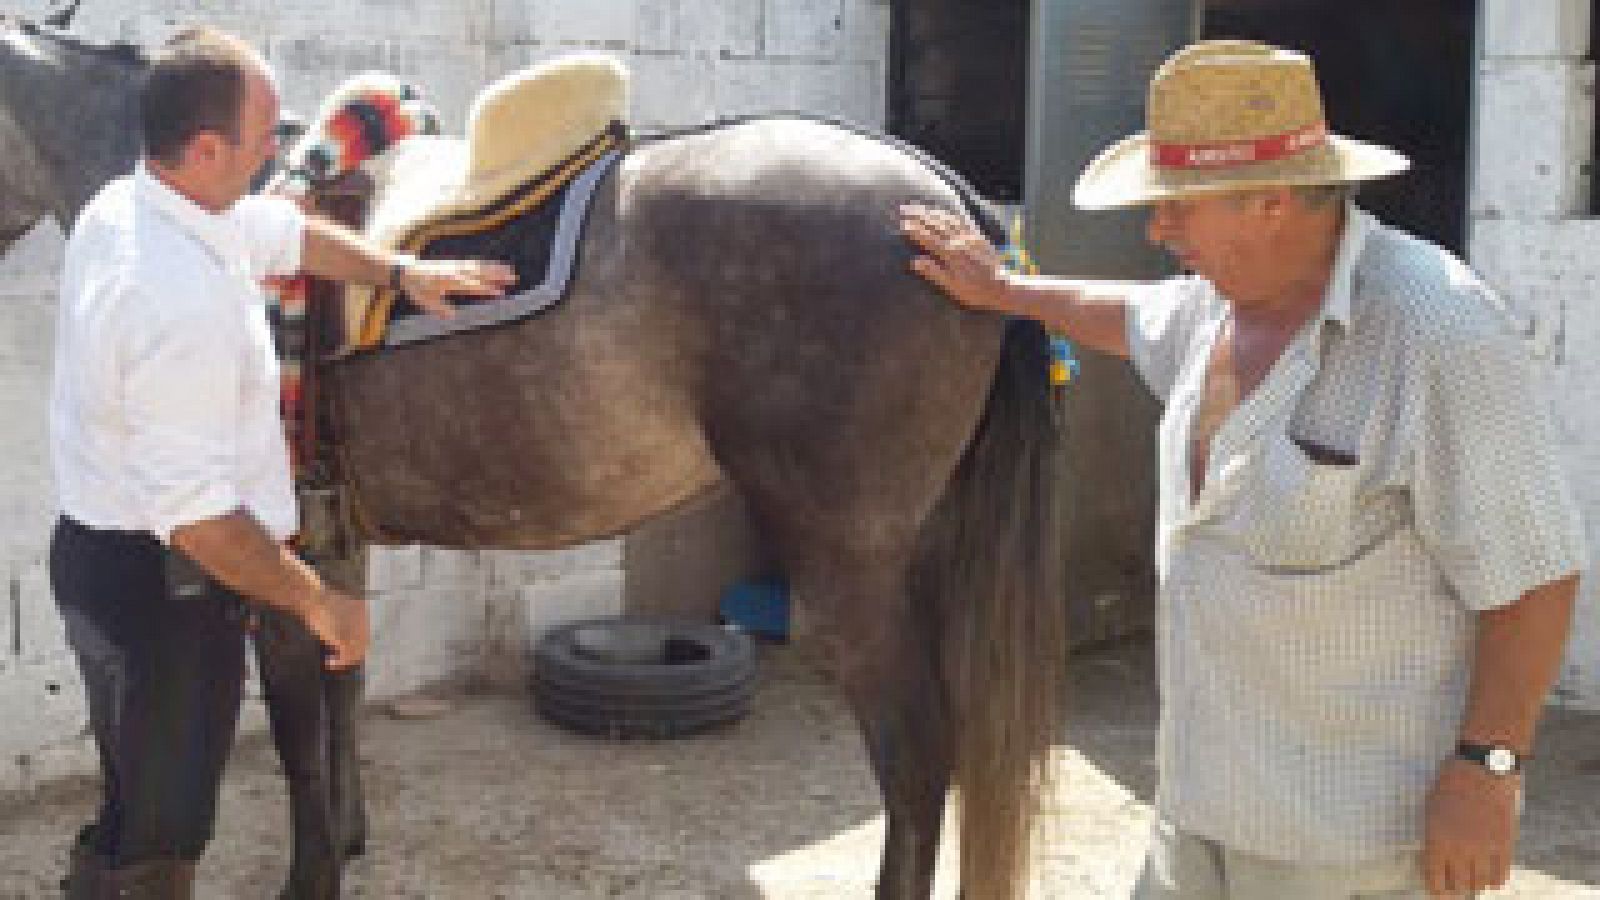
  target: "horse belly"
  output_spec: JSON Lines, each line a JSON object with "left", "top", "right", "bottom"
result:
{"left": 329, "top": 318, "right": 720, "bottom": 549}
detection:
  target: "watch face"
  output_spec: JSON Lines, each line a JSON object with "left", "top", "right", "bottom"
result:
{"left": 1486, "top": 746, "right": 1517, "bottom": 774}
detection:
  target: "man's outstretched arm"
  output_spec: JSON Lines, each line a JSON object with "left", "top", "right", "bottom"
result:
{"left": 899, "top": 203, "right": 1146, "bottom": 359}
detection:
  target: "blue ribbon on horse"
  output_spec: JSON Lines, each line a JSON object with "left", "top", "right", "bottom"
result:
{"left": 1000, "top": 210, "right": 1079, "bottom": 386}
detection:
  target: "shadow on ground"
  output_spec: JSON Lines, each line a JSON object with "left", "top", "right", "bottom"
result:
{"left": 0, "top": 646, "right": 889, "bottom": 899}
{"left": 1, "top": 636, "right": 1596, "bottom": 897}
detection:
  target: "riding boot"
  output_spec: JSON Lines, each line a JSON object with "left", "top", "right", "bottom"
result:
{"left": 61, "top": 831, "right": 109, "bottom": 899}
{"left": 98, "top": 859, "right": 196, "bottom": 899}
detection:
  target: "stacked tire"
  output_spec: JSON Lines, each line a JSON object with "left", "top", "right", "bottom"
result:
{"left": 531, "top": 617, "right": 758, "bottom": 739}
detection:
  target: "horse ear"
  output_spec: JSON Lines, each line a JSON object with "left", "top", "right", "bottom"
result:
{"left": 43, "top": 0, "right": 83, "bottom": 30}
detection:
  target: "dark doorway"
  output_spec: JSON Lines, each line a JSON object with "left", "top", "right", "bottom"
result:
{"left": 1204, "top": 0, "right": 1478, "bottom": 253}
{"left": 888, "top": 0, "right": 1031, "bottom": 203}
{"left": 1592, "top": 5, "right": 1600, "bottom": 214}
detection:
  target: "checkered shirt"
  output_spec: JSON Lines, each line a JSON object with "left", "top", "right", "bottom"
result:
{"left": 1125, "top": 206, "right": 1588, "bottom": 863}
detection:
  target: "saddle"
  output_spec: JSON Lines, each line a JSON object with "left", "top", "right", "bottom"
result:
{"left": 338, "top": 56, "right": 628, "bottom": 356}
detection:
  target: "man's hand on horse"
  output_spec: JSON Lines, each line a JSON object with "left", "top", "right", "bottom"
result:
{"left": 899, "top": 204, "right": 1013, "bottom": 314}
{"left": 399, "top": 258, "right": 518, "bottom": 319}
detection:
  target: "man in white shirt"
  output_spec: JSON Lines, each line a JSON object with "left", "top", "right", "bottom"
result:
{"left": 902, "top": 41, "right": 1584, "bottom": 899}
{"left": 51, "top": 28, "right": 513, "bottom": 898}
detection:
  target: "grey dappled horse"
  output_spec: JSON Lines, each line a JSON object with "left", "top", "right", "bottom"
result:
{"left": 4, "top": 20, "right": 1070, "bottom": 899}
{"left": 327, "top": 113, "right": 1069, "bottom": 899}
{"left": 0, "top": 21, "right": 369, "bottom": 899}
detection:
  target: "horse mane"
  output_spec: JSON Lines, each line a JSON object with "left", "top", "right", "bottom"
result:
{"left": 0, "top": 14, "right": 144, "bottom": 68}
{"left": 44, "top": 0, "right": 84, "bottom": 30}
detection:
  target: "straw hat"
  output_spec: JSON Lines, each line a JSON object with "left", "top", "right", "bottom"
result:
{"left": 1072, "top": 40, "right": 1409, "bottom": 210}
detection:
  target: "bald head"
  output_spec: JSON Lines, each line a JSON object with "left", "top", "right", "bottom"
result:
{"left": 140, "top": 27, "right": 271, "bottom": 167}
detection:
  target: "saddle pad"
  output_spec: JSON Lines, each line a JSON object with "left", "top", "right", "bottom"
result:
{"left": 341, "top": 128, "right": 623, "bottom": 354}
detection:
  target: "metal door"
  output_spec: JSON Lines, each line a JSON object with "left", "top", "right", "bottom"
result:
{"left": 1026, "top": 0, "right": 1200, "bottom": 642}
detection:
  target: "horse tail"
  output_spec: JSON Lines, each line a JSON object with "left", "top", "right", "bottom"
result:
{"left": 912, "top": 318, "right": 1067, "bottom": 897}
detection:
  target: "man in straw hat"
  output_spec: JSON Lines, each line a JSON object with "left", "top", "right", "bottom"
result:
{"left": 902, "top": 40, "right": 1584, "bottom": 899}
{"left": 51, "top": 27, "right": 513, "bottom": 897}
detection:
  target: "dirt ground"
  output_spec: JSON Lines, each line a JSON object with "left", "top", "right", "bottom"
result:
{"left": 1, "top": 637, "right": 1597, "bottom": 898}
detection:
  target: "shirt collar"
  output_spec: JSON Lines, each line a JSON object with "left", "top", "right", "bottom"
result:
{"left": 133, "top": 162, "right": 245, "bottom": 268}
{"left": 1316, "top": 203, "right": 1373, "bottom": 332}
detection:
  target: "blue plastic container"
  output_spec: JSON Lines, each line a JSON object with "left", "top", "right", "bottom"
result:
{"left": 719, "top": 578, "right": 790, "bottom": 641}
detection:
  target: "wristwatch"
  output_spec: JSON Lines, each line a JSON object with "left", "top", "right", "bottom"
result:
{"left": 1456, "top": 741, "right": 1524, "bottom": 775}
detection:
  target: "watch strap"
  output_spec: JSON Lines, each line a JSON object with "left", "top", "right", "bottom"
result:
{"left": 1456, "top": 741, "right": 1524, "bottom": 773}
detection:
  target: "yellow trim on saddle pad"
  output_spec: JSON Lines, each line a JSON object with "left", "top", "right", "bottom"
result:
{"left": 355, "top": 129, "right": 622, "bottom": 349}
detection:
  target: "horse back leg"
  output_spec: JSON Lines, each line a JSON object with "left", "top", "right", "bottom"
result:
{"left": 796, "top": 563, "right": 952, "bottom": 900}
{"left": 317, "top": 555, "right": 369, "bottom": 860}
{"left": 325, "top": 665, "right": 367, "bottom": 859}
{"left": 254, "top": 609, "right": 340, "bottom": 900}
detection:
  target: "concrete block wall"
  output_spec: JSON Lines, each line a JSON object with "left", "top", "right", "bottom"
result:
{"left": 0, "top": 0, "right": 890, "bottom": 793}
{"left": 1470, "top": 0, "right": 1600, "bottom": 708}
{"left": 18, "top": 0, "right": 891, "bottom": 134}
{"left": 0, "top": 219, "right": 100, "bottom": 793}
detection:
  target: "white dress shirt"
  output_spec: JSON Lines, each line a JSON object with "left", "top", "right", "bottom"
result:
{"left": 52, "top": 165, "right": 306, "bottom": 542}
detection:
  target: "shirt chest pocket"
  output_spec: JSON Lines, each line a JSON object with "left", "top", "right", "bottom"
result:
{"left": 1212, "top": 430, "right": 1378, "bottom": 571}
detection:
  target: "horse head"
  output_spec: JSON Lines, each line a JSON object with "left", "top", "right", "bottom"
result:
{"left": 0, "top": 18, "right": 143, "bottom": 252}
{"left": 0, "top": 105, "right": 59, "bottom": 252}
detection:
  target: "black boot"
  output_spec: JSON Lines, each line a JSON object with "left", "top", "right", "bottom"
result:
{"left": 99, "top": 859, "right": 195, "bottom": 899}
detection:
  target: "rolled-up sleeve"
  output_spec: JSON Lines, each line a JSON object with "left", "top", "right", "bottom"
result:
{"left": 1413, "top": 328, "right": 1588, "bottom": 611}
{"left": 1125, "top": 276, "right": 1208, "bottom": 404}
{"left": 230, "top": 193, "right": 306, "bottom": 280}
{"left": 120, "top": 291, "right": 245, "bottom": 542}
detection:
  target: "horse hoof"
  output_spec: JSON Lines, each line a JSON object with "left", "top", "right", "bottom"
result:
{"left": 279, "top": 870, "right": 339, "bottom": 900}
{"left": 279, "top": 882, "right": 338, "bottom": 900}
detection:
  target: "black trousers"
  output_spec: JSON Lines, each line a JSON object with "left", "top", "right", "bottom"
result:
{"left": 50, "top": 515, "right": 248, "bottom": 867}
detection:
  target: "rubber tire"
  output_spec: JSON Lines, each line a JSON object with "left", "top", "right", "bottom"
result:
{"left": 531, "top": 617, "right": 757, "bottom": 740}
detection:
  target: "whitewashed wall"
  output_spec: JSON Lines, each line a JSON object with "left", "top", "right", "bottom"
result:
{"left": 1470, "top": 0, "right": 1600, "bottom": 709}
{"left": 24, "top": 0, "right": 891, "bottom": 135}
{"left": 0, "top": 219, "right": 90, "bottom": 792}
{"left": 0, "top": 0, "right": 890, "bottom": 793}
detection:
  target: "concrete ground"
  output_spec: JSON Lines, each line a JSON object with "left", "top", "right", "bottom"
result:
{"left": 1, "top": 637, "right": 1597, "bottom": 898}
